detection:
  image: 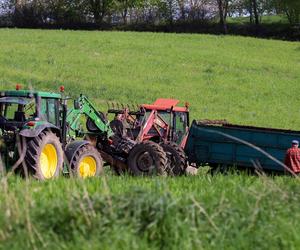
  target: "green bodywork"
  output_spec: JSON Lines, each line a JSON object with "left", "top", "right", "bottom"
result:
{"left": 67, "top": 95, "right": 114, "bottom": 138}
{"left": 2, "top": 90, "right": 61, "bottom": 99}
{"left": 0, "top": 89, "right": 114, "bottom": 173}
{"left": 0, "top": 90, "right": 61, "bottom": 171}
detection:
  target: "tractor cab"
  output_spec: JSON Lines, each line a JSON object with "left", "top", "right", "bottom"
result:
{"left": 140, "top": 99, "right": 189, "bottom": 147}
{"left": 0, "top": 89, "right": 62, "bottom": 131}
{"left": 107, "top": 98, "right": 189, "bottom": 148}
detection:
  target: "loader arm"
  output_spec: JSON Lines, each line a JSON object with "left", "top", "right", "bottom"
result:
{"left": 66, "top": 95, "right": 114, "bottom": 138}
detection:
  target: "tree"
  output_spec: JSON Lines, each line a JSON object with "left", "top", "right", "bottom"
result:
{"left": 115, "top": 0, "right": 138, "bottom": 24}
{"left": 251, "top": 0, "right": 259, "bottom": 26}
{"left": 88, "top": 0, "right": 114, "bottom": 24}
{"left": 157, "top": 0, "right": 177, "bottom": 26}
{"left": 187, "top": 0, "right": 217, "bottom": 22}
{"left": 216, "top": 0, "right": 228, "bottom": 33}
{"left": 281, "top": 0, "right": 300, "bottom": 25}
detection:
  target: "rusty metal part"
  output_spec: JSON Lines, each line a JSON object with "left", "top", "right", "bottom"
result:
{"left": 99, "top": 150, "right": 127, "bottom": 173}
{"left": 196, "top": 119, "right": 229, "bottom": 125}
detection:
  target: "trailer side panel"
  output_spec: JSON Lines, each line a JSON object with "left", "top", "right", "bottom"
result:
{"left": 185, "top": 120, "right": 300, "bottom": 172}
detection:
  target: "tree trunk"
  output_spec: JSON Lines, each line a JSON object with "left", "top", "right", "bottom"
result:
{"left": 122, "top": 8, "right": 128, "bottom": 24}
{"left": 252, "top": 0, "right": 259, "bottom": 26}
{"left": 217, "top": 0, "right": 228, "bottom": 34}
{"left": 249, "top": 8, "right": 253, "bottom": 24}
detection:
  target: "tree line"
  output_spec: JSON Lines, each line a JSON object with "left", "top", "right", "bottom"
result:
{"left": 0, "top": 0, "right": 299, "bottom": 38}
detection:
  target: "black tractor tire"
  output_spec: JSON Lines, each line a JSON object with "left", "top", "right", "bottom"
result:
{"left": 24, "top": 131, "right": 64, "bottom": 180}
{"left": 70, "top": 144, "right": 103, "bottom": 178}
{"left": 128, "top": 141, "right": 168, "bottom": 176}
{"left": 160, "top": 141, "right": 187, "bottom": 176}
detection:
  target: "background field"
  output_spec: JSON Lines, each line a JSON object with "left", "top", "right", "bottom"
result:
{"left": 0, "top": 29, "right": 300, "bottom": 249}
{"left": 0, "top": 29, "right": 299, "bottom": 128}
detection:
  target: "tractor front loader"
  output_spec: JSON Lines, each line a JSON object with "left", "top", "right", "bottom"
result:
{"left": 67, "top": 95, "right": 168, "bottom": 176}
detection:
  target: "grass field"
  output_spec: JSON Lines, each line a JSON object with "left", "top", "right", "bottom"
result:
{"left": 0, "top": 29, "right": 299, "bottom": 128}
{"left": 0, "top": 29, "right": 300, "bottom": 249}
{"left": 1, "top": 173, "right": 300, "bottom": 250}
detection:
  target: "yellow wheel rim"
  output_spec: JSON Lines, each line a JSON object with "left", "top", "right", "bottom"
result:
{"left": 79, "top": 156, "right": 97, "bottom": 178}
{"left": 40, "top": 144, "right": 58, "bottom": 179}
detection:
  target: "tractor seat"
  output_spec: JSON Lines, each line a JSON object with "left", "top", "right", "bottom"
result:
{"left": 14, "top": 111, "right": 26, "bottom": 122}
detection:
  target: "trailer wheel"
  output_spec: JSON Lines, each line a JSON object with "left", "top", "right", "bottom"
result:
{"left": 71, "top": 145, "right": 103, "bottom": 178}
{"left": 25, "top": 131, "right": 64, "bottom": 180}
{"left": 160, "top": 141, "right": 187, "bottom": 176}
{"left": 128, "top": 141, "right": 167, "bottom": 176}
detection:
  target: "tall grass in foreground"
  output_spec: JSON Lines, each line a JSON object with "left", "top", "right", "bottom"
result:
{"left": 0, "top": 172, "right": 299, "bottom": 250}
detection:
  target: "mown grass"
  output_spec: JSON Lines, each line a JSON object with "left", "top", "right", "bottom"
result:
{"left": 0, "top": 29, "right": 299, "bottom": 128}
{"left": 0, "top": 29, "right": 299, "bottom": 249}
{"left": 0, "top": 173, "right": 300, "bottom": 250}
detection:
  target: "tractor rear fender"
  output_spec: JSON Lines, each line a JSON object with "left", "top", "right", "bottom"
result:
{"left": 64, "top": 140, "right": 91, "bottom": 166}
{"left": 20, "top": 123, "right": 61, "bottom": 138}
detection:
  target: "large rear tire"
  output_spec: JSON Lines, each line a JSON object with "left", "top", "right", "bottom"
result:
{"left": 160, "top": 141, "right": 187, "bottom": 176}
{"left": 70, "top": 144, "right": 103, "bottom": 178}
{"left": 128, "top": 141, "right": 167, "bottom": 176}
{"left": 25, "top": 131, "right": 64, "bottom": 180}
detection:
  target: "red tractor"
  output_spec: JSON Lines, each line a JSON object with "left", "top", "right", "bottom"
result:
{"left": 107, "top": 99, "right": 190, "bottom": 175}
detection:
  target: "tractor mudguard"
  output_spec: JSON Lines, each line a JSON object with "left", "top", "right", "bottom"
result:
{"left": 64, "top": 140, "right": 91, "bottom": 166}
{"left": 19, "top": 123, "right": 60, "bottom": 138}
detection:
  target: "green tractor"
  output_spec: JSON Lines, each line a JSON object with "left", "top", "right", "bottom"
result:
{"left": 0, "top": 87, "right": 103, "bottom": 179}
{"left": 0, "top": 86, "right": 168, "bottom": 179}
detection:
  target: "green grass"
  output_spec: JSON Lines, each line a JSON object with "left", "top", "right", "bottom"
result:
{"left": 0, "top": 29, "right": 299, "bottom": 129}
{"left": 0, "top": 29, "right": 300, "bottom": 249}
{"left": 0, "top": 173, "right": 300, "bottom": 250}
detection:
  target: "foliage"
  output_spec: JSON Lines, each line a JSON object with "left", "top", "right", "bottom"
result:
{"left": 1, "top": 0, "right": 299, "bottom": 28}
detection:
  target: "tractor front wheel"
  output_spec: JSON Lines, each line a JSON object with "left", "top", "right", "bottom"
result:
{"left": 160, "top": 141, "right": 187, "bottom": 176}
{"left": 25, "top": 131, "right": 64, "bottom": 180}
{"left": 128, "top": 141, "right": 167, "bottom": 176}
{"left": 70, "top": 145, "right": 103, "bottom": 178}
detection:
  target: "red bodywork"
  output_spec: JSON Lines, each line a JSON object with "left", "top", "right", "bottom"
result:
{"left": 142, "top": 99, "right": 188, "bottom": 112}
{"left": 108, "top": 98, "right": 190, "bottom": 149}
{"left": 138, "top": 98, "right": 189, "bottom": 148}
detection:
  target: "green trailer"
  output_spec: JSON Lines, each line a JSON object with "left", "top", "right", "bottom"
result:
{"left": 185, "top": 120, "right": 300, "bottom": 172}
